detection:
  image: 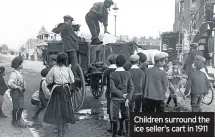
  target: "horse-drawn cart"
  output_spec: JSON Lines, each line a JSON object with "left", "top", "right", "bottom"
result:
{"left": 39, "top": 40, "right": 139, "bottom": 112}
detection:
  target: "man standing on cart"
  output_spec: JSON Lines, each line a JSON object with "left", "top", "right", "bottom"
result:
{"left": 85, "top": 0, "right": 114, "bottom": 45}
{"left": 60, "top": 15, "right": 79, "bottom": 78}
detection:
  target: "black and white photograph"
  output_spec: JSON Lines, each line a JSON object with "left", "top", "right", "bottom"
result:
{"left": 0, "top": 0, "right": 214, "bottom": 137}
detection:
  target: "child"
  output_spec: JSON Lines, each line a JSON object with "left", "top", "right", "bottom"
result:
{"left": 128, "top": 54, "right": 145, "bottom": 112}
{"left": 184, "top": 56, "right": 209, "bottom": 112}
{"left": 32, "top": 68, "right": 51, "bottom": 120}
{"left": 8, "top": 57, "right": 27, "bottom": 128}
{"left": 137, "top": 52, "right": 148, "bottom": 72}
{"left": 110, "top": 55, "right": 134, "bottom": 137}
{"left": 49, "top": 54, "right": 57, "bottom": 68}
{"left": 102, "top": 54, "right": 118, "bottom": 133}
{"left": 0, "top": 67, "right": 8, "bottom": 118}
{"left": 144, "top": 52, "right": 168, "bottom": 112}
{"left": 43, "top": 52, "right": 75, "bottom": 136}
{"left": 166, "top": 60, "right": 181, "bottom": 110}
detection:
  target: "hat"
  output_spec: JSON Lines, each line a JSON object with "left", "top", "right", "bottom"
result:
{"left": 129, "top": 54, "right": 140, "bottom": 62}
{"left": 41, "top": 68, "right": 50, "bottom": 77}
{"left": 108, "top": 54, "right": 118, "bottom": 63}
{"left": 50, "top": 54, "right": 57, "bottom": 61}
{"left": 0, "top": 67, "right": 5, "bottom": 74}
{"left": 105, "top": 0, "right": 114, "bottom": 5}
{"left": 137, "top": 53, "right": 147, "bottom": 62}
{"left": 63, "top": 15, "right": 74, "bottom": 21}
{"left": 195, "top": 60, "right": 205, "bottom": 69}
{"left": 190, "top": 43, "right": 198, "bottom": 48}
{"left": 116, "top": 55, "right": 126, "bottom": 67}
{"left": 154, "top": 52, "right": 168, "bottom": 61}
{"left": 11, "top": 57, "right": 23, "bottom": 69}
{"left": 195, "top": 55, "right": 206, "bottom": 63}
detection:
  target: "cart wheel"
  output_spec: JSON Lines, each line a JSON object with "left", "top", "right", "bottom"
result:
{"left": 202, "top": 82, "right": 214, "bottom": 105}
{"left": 71, "top": 63, "right": 86, "bottom": 112}
{"left": 91, "top": 73, "right": 104, "bottom": 99}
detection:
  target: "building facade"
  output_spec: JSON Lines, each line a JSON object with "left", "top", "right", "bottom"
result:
{"left": 174, "top": 0, "right": 215, "bottom": 64}
{"left": 24, "top": 39, "right": 38, "bottom": 60}
{"left": 36, "top": 26, "right": 61, "bottom": 60}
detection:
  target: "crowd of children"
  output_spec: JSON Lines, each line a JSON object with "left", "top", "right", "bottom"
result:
{"left": 103, "top": 50, "right": 210, "bottom": 136}
{"left": 0, "top": 46, "right": 210, "bottom": 137}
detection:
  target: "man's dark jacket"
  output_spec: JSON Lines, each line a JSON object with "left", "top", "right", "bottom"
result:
{"left": 60, "top": 23, "right": 79, "bottom": 52}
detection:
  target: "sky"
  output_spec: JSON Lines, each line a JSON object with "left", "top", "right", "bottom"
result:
{"left": 0, "top": 0, "right": 175, "bottom": 49}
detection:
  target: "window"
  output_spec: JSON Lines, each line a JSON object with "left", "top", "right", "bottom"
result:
{"left": 179, "top": 0, "right": 184, "bottom": 13}
{"left": 190, "top": 0, "right": 196, "bottom": 10}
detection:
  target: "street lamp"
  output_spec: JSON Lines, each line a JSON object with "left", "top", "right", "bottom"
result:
{"left": 113, "top": 3, "right": 119, "bottom": 37}
{"left": 178, "top": 16, "right": 184, "bottom": 60}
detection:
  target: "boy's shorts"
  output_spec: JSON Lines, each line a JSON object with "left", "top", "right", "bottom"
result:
{"left": 0, "top": 95, "right": 4, "bottom": 106}
{"left": 10, "top": 90, "right": 24, "bottom": 109}
{"left": 110, "top": 100, "right": 129, "bottom": 121}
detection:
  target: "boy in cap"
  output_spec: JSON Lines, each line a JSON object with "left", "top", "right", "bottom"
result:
{"left": 102, "top": 54, "right": 118, "bottom": 133}
{"left": 166, "top": 60, "right": 181, "bottom": 110}
{"left": 184, "top": 56, "right": 210, "bottom": 112}
{"left": 128, "top": 54, "right": 145, "bottom": 112}
{"left": 32, "top": 68, "right": 51, "bottom": 120}
{"left": 110, "top": 55, "right": 134, "bottom": 137}
{"left": 0, "top": 67, "right": 8, "bottom": 118}
{"left": 137, "top": 52, "right": 148, "bottom": 72}
{"left": 8, "top": 57, "right": 27, "bottom": 127}
{"left": 49, "top": 54, "right": 57, "bottom": 68}
{"left": 144, "top": 52, "right": 168, "bottom": 112}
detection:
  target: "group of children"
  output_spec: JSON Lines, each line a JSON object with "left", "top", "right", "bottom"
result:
{"left": 0, "top": 49, "right": 210, "bottom": 137}
{"left": 103, "top": 51, "right": 210, "bottom": 137}
{"left": 0, "top": 53, "right": 75, "bottom": 136}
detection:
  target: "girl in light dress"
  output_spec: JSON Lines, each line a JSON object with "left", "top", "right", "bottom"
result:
{"left": 43, "top": 52, "right": 75, "bottom": 137}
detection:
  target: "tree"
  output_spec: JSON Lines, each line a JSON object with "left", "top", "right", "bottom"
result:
{"left": 20, "top": 45, "right": 26, "bottom": 53}
{"left": 1, "top": 44, "right": 8, "bottom": 53}
{"left": 149, "top": 36, "right": 153, "bottom": 40}
{"left": 139, "top": 36, "right": 146, "bottom": 44}
{"left": 132, "top": 36, "right": 138, "bottom": 43}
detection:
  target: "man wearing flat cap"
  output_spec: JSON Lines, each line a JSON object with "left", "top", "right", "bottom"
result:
{"left": 183, "top": 43, "right": 204, "bottom": 75}
{"left": 143, "top": 52, "right": 168, "bottom": 112}
{"left": 128, "top": 54, "right": 145, "bottom": 113}
{"left": 60, "top": 15, "right": 80, "bottom": 77}
{"left": 85, "top": 0, "right": 114, "bottom": 45}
